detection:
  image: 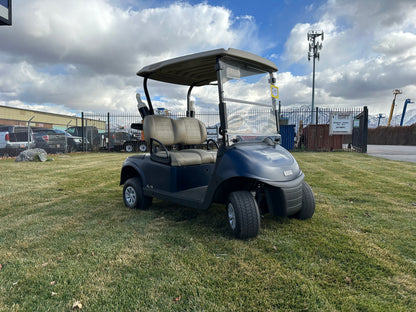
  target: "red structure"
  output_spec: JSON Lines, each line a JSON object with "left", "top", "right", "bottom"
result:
{"left": 303, "top": 124, "right": 343, "bottom": 151}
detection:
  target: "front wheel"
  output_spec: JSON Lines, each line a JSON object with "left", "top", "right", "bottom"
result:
{"left": 123, "top": 177, "right": 152, "bottom": 210}
{"left": 226, "top": 191, "right": 260, "bottom": 239}
{"left": 293, "top": 182, "right": 315, "bottom": 220}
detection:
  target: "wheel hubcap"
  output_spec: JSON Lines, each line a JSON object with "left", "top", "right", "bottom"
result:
{"left": 227, "top": 203, "right": 236, "bottom": 230}
{"left": 125, "top": 186, "right": 136, "bottom": 206}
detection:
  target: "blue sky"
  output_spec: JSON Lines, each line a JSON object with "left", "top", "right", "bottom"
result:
{"left": 120, "top": 0, "right": 327, "bottom": 74}
{"left": 0, "top": 0, "right": 416, "bottom": 124}
{"left": 0, "top": 0, "right": 10, "bottom": 8}
{"left": 185, "top": 0, "right": 326, "bottom": 71}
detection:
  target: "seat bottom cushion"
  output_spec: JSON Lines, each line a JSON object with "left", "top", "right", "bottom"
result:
{"left": 155, "top": 149, "right": 217, "bottom": 166}
{"left": 183, "top": 150, "right": 217, "bottom": 164}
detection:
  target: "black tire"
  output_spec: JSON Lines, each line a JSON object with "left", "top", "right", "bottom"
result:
{"left": 139, "top": 144, "right": 147, "bottom": 152}
{"left": 123, "top": 177, "right": 152, "bottom": 210}
{"left": 226, "top": 191, "right": 260, "bottom": 239}
{"left": 293, "top": 182, "right": 315, "bottom": 220}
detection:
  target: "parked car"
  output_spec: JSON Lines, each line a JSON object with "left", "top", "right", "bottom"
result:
{"left": 32, "top": 128, "right": 66, "bottom": 153}
{"left": 32, "top": 128, "right": 85, "bottom": 153}
{"left": 0, "top": 125, "right": 35, "bottom": 156}
{"left": 66, "top": 126, "right": 102, "bottom": 151}
{"left": 55, "top": 130, "right": 85, "bottom": 152}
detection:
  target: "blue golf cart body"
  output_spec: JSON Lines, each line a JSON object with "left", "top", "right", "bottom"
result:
{"left": 120, "top": 48, "right": 315, "bottom": 238}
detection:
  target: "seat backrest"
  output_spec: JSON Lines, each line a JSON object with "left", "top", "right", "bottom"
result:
{"left": 143, "top": 115, "right": 175, "bottom": 145}
{"left": 143, "top": 115, "right": 207, "bottom": 145}
{"left": 173, "top": 117, "right": 207, "bottom": 145}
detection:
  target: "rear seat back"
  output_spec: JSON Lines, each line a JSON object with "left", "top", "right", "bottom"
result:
{"left": 174, "top": 117, "right": 207, "bottom": 145}
{"left": 143, "top": 115, "right": 176, "bottom": 145}
{"left": 143, "top": 115, "right": 207, "bottom": 146}
{"left": 143, "top": 115, "right": 216, "bottom": 166}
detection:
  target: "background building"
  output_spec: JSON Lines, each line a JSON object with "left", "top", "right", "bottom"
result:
{"left": 0, "top": 105, "right": 105, "bottom": 130}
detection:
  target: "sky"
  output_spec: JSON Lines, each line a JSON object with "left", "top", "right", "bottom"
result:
{"left": 0, "top": 0, "right": 416, "bottom": 120}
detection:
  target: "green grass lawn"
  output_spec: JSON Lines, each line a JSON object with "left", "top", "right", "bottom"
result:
{"left": 0, "top": 152, "right": 415, "bottom": 311}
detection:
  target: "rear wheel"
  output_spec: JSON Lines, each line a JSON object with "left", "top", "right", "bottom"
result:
{"left": 125, "top": 144, "right": 134, "bottom": 152}
{"left": 226, "top": 191, "right": 260, "bottom": 239}
{"left": 293, "top": 182, "right": 315, "bottom": 220}
{"left": 139, "top": 144, "right": 147, "bottom": 152}
{"left": 123, "top": 177, "right": 152, "bottom": 210}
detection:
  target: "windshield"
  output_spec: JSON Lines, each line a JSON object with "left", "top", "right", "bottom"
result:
{"left": 66, "top": 128, "right": 76, "bottom": 136}
{"left": 219, "top": 57, "right": 278, "bottom": 144}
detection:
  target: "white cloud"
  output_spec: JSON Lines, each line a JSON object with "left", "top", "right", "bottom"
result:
{"left": 1, "top": 0, "right": 416, "bottom": 119}
{"left": 0, "top": 0, "right": 261, "bottom": 114}
{"left": 280, "top": 0, "right": 416, "bottom": 115}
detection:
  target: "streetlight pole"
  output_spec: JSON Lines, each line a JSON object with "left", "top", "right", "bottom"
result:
{"left": 308, "top": 30, "right": 324, "bottom": 124}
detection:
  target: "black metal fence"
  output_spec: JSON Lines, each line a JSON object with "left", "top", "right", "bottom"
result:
{"left": 280, "top": 106, "right": 366, "bottom": 151}
{"left": 279, "top": 106, "right": 363, "bottom": 126}
{"left": 80, "top": 106, "right": 367, "bottom": 152}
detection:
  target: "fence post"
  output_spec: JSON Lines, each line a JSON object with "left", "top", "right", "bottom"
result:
{"left": 315, "top": 107, "right": 319, "bottom": 151}
{"left": 107, "top": 112, "right": 110, "bottom": 152}
{"left": 81, "top": 112, "right": 84, "bottom": 152}
{"left": 362, "top": 106, "right": 368, "bottom": 153}
{"left": 85, "top": 119, "right": 89, "bottom": 152}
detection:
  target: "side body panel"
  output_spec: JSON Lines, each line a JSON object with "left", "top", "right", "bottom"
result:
{"left": 121, "top": 154, "right": 214, "bottom": 193}
{"left": 120, "top": 142, "right": 304, "bottom": 215}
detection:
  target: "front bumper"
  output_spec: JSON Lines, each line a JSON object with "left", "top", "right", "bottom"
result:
{"left": 264, "top": 173, "right": 304, "bottom": 217}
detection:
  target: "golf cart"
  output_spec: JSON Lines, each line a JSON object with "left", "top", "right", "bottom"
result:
{"left": 120, "top": 48, "right": 315, "bottom": 238}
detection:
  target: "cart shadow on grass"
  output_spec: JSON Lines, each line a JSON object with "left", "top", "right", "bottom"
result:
{"left": 126, "top": 199, "right": 298, "bottom": 240}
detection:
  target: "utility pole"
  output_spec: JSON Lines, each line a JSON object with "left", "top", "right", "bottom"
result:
{"left": 308, "top": 30, "right": 324, "bottom": 125}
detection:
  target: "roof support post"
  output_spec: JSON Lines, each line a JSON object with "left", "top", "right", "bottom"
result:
{"left": 186, "top": 85, "right": 194, "bottom": 117}
{"left": 143, "top": 77, "right": 154, "bottom": 115}
{"left": 216, "top": 57, "right": 228, "bottom": 146}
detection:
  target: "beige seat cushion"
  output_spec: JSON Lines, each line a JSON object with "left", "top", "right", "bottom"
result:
{"left": 143, "top": 115, "right": 175, "bottom": 145}
{"left": 144, "top": 115, "right": 216, "bottom": 166}
{"left": 154, "top": 150, "right": 216, "bottom": 166}
{"left": 183, "top": 149, "right": 217, "bottom": 164}
{"left": 173, "top": 117, "right": 207, "bottom": 145}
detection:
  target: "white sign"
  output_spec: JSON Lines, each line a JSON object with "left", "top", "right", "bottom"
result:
{"left": 329, "top": 113, "right": 353, "bottom": 135}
